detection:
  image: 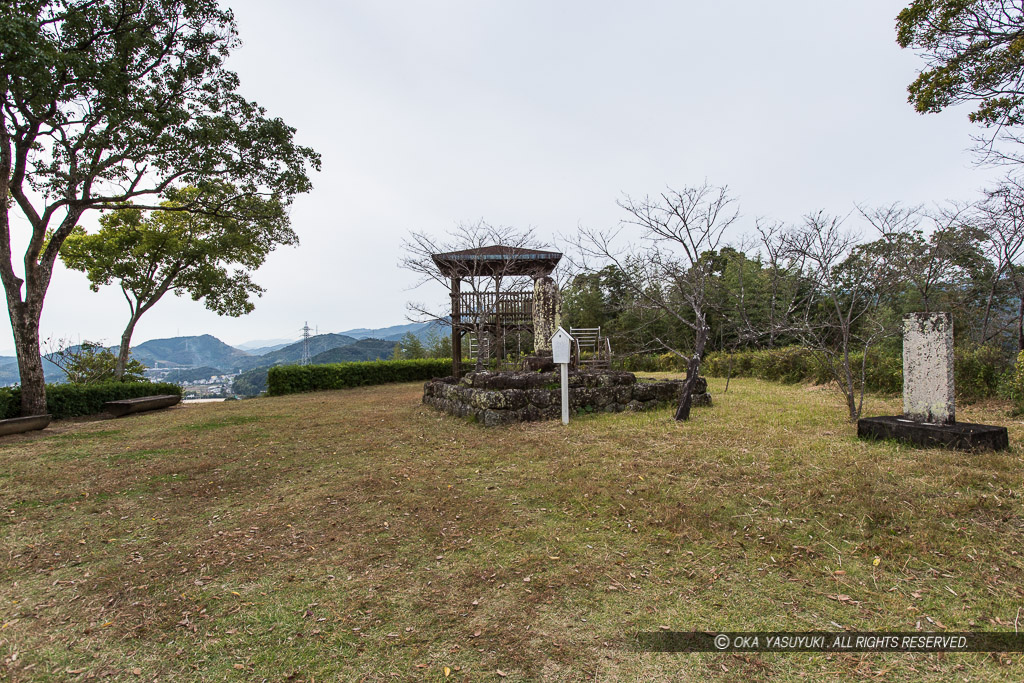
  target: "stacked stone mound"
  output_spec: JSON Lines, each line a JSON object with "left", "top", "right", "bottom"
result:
{"left": 423, "top": 370, "right": 711, "bottom": 426}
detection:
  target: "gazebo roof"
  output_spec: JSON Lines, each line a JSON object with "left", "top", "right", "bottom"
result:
{"left": 431, "top": 245, "right": 562, "bottom": 278}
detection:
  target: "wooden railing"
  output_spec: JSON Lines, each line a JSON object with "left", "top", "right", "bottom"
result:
{"left": 457, "top": 291, "right": 533, "bottom": 325}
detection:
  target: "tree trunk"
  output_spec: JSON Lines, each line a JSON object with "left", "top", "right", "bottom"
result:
{"left": 1018, "top": 296, "right": 1024, "bottom": 352}
{"left": 845, "top": 385, "right": 858, "bottom": 423}
{"left": 116, "top": 313, "right": 143, "bottom": 379}
{"left": 9, "top": 302, "right": 47, "bottom": 415}
{"left": 724, "top": 349, "right": 733, "bottom": 394}
{"left": 674, "top": 322, "right": 708, "bottom": 421}
{"left": 0, "top": 204, "right": 82, "bottom": 415}
{"left": 842, "top": 342, "right": 858, "bottom": 423}
{"left": 980, "top": 274, "right": 999, "bottom": 344}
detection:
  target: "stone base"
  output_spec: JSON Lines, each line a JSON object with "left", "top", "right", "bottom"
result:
{"left": 424, "top": 370, "right": 710, "bottom": 426}
{"left": 857, "top": 416, "right": 1009, "bottom": 452}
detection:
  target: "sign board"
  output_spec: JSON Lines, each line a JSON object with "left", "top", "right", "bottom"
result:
{"left": 552, "top": 327, "right": 573, "bottom": 365}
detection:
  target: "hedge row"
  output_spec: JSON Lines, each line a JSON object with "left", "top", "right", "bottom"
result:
{"left": 614, "top": 344, "right": 1011, "bottom": 403}
{"left": 0, "top": 381, "right": 183, "bottom": 420}
{"left": 700, "top": 344, "right": 1008, "bottom": 402}
{"left": 267, "top": 358, "right": 453, "bottom": 396}
{"left": 702, "top": 346, "right": 896, "bottom": 391}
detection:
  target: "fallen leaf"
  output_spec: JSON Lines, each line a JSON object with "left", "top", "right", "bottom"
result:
{"left": 496, "top": 671, "right": 507, "bottom": 678}
{"left": 444, "top": 666, "right": 451, "bottom": 677}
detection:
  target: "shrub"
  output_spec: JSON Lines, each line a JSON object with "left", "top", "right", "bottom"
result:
{"left": 267, "top": 359, "right": 453, "bottom": 396}
{"left": 703, "top": 343, "right": 1009, "bottom": 399}
{"left": 1003, "top": 350, "right": 1024, "bottom": 414}
{"left": 46, "top": 341, "right": 148, "bottom": 384}
{"left": 861, "top": 348, "right": 903, "bottom": 395}
{"left": 955, "top": 344, "right": 1006, "bottom": 403}
{"left": 613, "top": 355, "right": 660, "bottom": 372}
{"left": 0, "top": 381, "right": 182, "bottom": 420}
{"left": 704, "top": 346, "right": 821, "bottom": 385}
{"left": 655, "top": 353, "right": 688, "bottom": 372}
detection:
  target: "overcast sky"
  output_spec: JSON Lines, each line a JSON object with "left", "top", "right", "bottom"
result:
{"left": 17, "top": 1, "right": 1006, "bottom": 353}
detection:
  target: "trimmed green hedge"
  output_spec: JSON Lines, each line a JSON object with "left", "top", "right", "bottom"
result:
{"left": 0, "top": 381, "right": 183, "bottom": 420}
{"left": 267, "top": 358, "right": 453, "bottom": 396}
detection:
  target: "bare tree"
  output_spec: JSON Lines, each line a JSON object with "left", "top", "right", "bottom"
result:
{"left": 767, "top": 212, "right": 897, "bottom": 422}
{"left": 854, "top": 203, "right": 986, "bottom": 326}
{"left": 573, "top": 183, "right": 739, "bottom": 421}
{"left": 974, "top": 178, "right": 1024, "bottom": 348}
{"left": 727, "top": 219, "right": 806, "bottom": 350}
{"left": 401, "top": 221, "right": 554, "bottom": 372}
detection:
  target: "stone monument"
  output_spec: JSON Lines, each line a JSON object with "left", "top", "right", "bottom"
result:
{"left": 532, "top": 276, "right": 561, "bottom": 355}
{"left": 857, "top": 312, "right": 1008, "bottom": 451}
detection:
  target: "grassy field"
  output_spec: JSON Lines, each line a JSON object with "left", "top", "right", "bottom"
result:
{"left": 1, "top": 376, "right": 1022, "bottom": 681}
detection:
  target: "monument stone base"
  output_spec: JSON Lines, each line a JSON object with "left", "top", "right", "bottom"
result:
{"left": 857, "top": 416, "right": 1009, "bottom": 452}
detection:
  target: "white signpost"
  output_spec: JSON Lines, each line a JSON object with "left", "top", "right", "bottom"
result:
{"left": 551, "top": 327, "right": 574, "bottom": 425}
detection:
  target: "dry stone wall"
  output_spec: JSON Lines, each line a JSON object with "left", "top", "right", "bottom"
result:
{"left": 423, "top": 370, "right": 710, "bottom": 426}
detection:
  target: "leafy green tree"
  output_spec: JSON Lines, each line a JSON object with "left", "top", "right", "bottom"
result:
{"left": 896, "top": 0, "right": 1024, "bottom": 159}
{"left": 396, "top": 331, "right": 426, "bottom": 360}
{"left": 854, "top": 204, "right": 988, "bottom": 317}
{"left": 1, "top": 1, "right": 319, "bottom": 414}
{"left": 429, "top": 331, "right": 453, "bottom": 359}
{"left": 60, "top": 185, "right": 296, "bottom": 378}
{"left": 45, "top": 341, "right": 147, "bottom": 384}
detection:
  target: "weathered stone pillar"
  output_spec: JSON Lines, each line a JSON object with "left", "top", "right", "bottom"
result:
{"left": 532, "top": 276, "right": 561, "bottom": 354}
{"left": 858, "top": 311, "right": 1008, "bottom": 450}
{"left": 903, "top": 312, "right": 954, "bottom": 424}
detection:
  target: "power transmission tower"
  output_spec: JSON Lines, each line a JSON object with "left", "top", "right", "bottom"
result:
{"left": 301, "top": 322, "right": 313, "bottom": 365}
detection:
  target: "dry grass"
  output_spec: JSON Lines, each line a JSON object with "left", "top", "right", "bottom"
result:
{"left": 0, "top": 376, "right": 1022, "bottom": 681}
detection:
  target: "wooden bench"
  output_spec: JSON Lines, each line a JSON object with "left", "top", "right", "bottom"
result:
{"left": 0, "top": 414, "right": 52, "bottom": 436}
{"left": 103, "top": 394, "right": 181, "bottom": 417}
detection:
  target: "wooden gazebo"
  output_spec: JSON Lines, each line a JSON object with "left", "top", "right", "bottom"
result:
{"left": 431, "top": 246, "right": 562, "bottom": 377}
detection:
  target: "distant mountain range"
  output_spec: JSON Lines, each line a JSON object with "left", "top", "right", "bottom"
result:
{"left": 229, "top": 321, "right": 442, "bottom": 352}
{"left": 230, "top": 337, "right": 401, "bottom": 396}
{"left": 124, "top": 334, "right": 252, "bottom": 372}
{"left": 0, "top": 320, "right": 447, "bottom": 387}
{"left": 336, "top": 321, "right": 442, "bottom": 342}
{"left": 0, "top": 356, "right": 65, "bottom": 386}
{"left": 234, "top": 338, "right": 294, "bottom": 352}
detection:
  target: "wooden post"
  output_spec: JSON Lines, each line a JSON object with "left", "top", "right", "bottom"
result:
{"left": 560, "top": 362, "right": 569, "bottom": 425}
{"left": 451, "top": 277, "right": 461, "bottom": 378}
